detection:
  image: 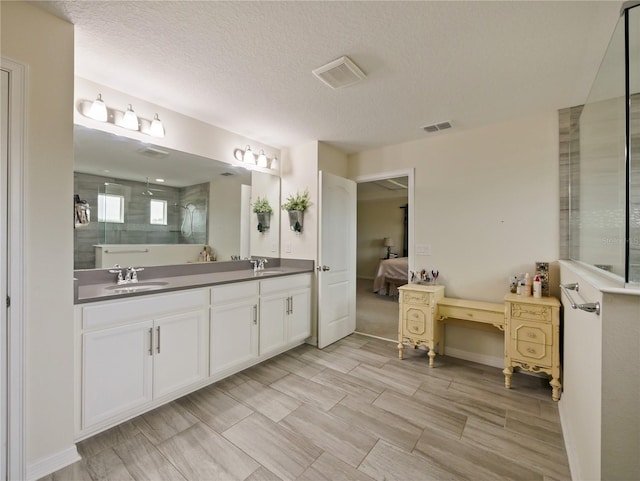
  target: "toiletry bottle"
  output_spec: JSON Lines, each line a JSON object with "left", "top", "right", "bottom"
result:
{"left": 533, "top": 275, "right": 542, "bottom": 298}
{"left": 523, "top": 273, "right": 532, "bottom": 297}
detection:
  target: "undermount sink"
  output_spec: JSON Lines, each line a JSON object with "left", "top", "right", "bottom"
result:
{"left": 257, "top": 269, "right": 285, "bottom": 274}
{"left": 104, "top": 281, "right": 169, "bottom": 293}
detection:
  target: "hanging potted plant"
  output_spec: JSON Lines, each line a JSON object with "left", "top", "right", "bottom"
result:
{"left": 252, "top": 196, "right": 273, "bottom": 233}
{"left": 282, "top": 189, "right": 310, "bottom": 233}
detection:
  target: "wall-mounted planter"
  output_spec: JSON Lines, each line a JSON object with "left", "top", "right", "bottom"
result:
{"left": 288, "top": 210, "right": 304, "bottom": 233}
{"left": 257, "top": 212, "right": 271, "bottom": 233}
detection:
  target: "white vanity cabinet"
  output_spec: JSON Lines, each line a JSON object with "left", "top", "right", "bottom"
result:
{"left": 78, "top": 289, "right": 209, "bottom": 433}
{"left": 210, "top": 281, "right": 259, "bottom": 376}
{"left": 259, "top": 274, "right": 311, "bottom": 357}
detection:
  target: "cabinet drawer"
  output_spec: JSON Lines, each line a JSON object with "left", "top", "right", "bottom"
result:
{"left": 260, "top": 274, "right": 311, "bottom": 295}
{"left": 402, "top": 306, "right": 430, "bottom": 338}
{"left": 401, "top": 290, "right": 432, "bottom": 306}
{"left": 439, "top": 305, "right": 504, "bottom": 326}
{"left": 83, "top": 289, "right": 208, "bottom": 330}
{"left": 511, "top": 339, "right": 552, "bottom": 366}
{"left": 509, "top": 302, "right": 552, "bottom": 323}
{"left": 211, "top": 281, "right": 258, "bottom": 305}
{"left": 511, "top": 320, "right": 552, "bottom": 345}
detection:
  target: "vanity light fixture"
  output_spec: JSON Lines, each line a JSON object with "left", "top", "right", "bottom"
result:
{"left": 122, "top": 104, "right": 139, "bottom": 131}
{"left": 88, "top": 94, "right": 108, "bottom": 122}
{"left": 233, "top": 146, "right": 278, "bottom": 171}
{"left": 149, "top": 114, "right": 165, "bottom": 138}
{"left": 257, "top": 150, "right": 268, "bottom": 168}
{"left": 243, "top": 145, "right": 256, "bottom": 164}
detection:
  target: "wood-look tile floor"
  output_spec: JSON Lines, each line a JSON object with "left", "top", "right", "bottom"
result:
{"left": 42, "top": 334, "right": 571, "bottom": 481}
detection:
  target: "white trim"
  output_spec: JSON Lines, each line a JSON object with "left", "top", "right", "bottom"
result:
{"left": 0, "top": 56, "right": 27, "bottom": 481}
{"left": 558, "top": 399, "right": 581, "bottom": 481}
{"left": 443, "top": 347, "right": 504, "bottom": 369}
{"left": 26, "top": 446, "right": 80, "bottom": 481}
{"left": 354, "top": 168, "right": 415, "bottom": 274}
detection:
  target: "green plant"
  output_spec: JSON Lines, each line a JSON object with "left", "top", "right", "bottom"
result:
{"left": 252, "top": 196, "right": 273, "bottom": 214}
{"left": 281, "top": 189, "right": 310, "bottom": 212}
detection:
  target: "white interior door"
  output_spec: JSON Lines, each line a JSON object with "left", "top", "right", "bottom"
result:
{"left": 1, "top": 67, "right": 9, "bottom": 481}
{"left": 318, "top": 171, "right": 356, "bottom": 349}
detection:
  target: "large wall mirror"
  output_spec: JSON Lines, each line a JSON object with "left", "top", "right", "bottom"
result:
{"left": 73, "top": 125, "right": 280, "bottom": 270}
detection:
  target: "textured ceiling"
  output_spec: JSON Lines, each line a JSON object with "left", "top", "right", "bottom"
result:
{"left": 35, "top": 1, "right": 622, "bottom": 153}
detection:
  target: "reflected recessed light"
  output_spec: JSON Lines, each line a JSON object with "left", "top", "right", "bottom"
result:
{"left": 155, "top": 178, "right": 165, "bottom": 183}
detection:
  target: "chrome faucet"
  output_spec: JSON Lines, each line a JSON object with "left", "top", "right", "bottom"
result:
{"left": 126, "top": 266, "right": 144, "bottom": 283}
{"left": 250, "top": 260, "right": 259, "bottom": 272}
{"left": 258, "top": 258, "right": 268, "bottom": 270}
{"left": 109, "top": 265, "right": 125, "bottom": 285}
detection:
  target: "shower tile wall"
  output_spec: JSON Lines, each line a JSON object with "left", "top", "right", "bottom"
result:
{"left": 178, "top": 183, "right": 208, "bottom": 245}
{"left": 558, "top": 105, "right": 583, "bottom": 261}
{"left": 74, "top": 173, "right": 209, "bottom": 269}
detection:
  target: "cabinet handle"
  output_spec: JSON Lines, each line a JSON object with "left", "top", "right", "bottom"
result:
{"left": 289, "top": 296, "right": 294, "bottom": 315}
{"left": 527, "top": 347, "right": 535, "bottom": 354}
{"left": 148, "top": 328, "right": 153, "bottom": 356}
{"left": 156, "top": 326, "right": 161, "bottom": 354}
{"left": 286, "top": 297, "right": 290, "bottom": 315}
{"left": 253, "top": 304, "right": 258, "bottom": 324}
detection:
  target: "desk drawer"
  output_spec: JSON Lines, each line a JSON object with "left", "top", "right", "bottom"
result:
{"left": 401, "top": 306, "right": 430, "bottom": 338}
{"left": 511, "top": 320, "right": 552, "bottom": 345}
{"left": 439, "top": 305, "right": 504, "bottom": 326}
{"left": 401, "top": 291, "right": 432, "bottom": 306}
{"left": 509, "top": 302, "right": 553, "bottom": 323}
{"left": 511, "top": 339, "right": 552, "bottom": 366}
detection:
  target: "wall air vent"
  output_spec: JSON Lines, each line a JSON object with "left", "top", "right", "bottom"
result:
{"left": 312, "top": 56, "right": 366, "bottom": 89}
{"left": 422, "top": 121, "right": 452, "bottom": 133}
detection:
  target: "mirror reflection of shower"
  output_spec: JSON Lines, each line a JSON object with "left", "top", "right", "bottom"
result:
{"left": 175, "top": 202, "right": 197, "bottom": 238}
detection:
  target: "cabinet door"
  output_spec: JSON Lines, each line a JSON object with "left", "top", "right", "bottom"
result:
{"left": 82, "top": 320, "right": 154, "bottom": 429}
{"left": 153, "top": 309, "right": 209, "bottom": 399}
{"left": 259, "top": 293, "right": 287, "bottom": 356}
{"left": 288, "top": 287, "right": 311, "bottom": 344}
{"left": 211, "top": 299, "right": 258, "bottom": 375}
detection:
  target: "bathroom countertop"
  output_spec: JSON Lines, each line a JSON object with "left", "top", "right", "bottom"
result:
{"left": 75, "top": 262, "right": 314, "bottom": 304}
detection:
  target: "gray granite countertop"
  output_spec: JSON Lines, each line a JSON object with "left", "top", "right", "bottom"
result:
{"left": 74, "top": 259, "right": 314, "bottom": 304}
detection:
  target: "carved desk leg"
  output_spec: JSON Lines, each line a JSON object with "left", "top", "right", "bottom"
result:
{"left": 428, "top": 348, "right": 436, "bottom": 367}
{"left": 550, "top": 377, "right": 561, "bottom": 402}
{"left": 398, "top": 342, "right": 404, "bottom": 360}
{"left": 503, "top": 366, "right": 513, "bottom": 389}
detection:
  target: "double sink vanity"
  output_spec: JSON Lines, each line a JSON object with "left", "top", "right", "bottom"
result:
{"left": 73, "top": 258, "right": 313, "bottom": 440}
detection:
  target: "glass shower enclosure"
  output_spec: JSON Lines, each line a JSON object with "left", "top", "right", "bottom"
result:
{"left": 570, "top": 2, "right": 640, "bottom": 285}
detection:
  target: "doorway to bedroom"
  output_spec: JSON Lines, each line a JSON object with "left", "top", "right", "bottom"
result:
{"left": 355, "top": 173, "right": 410, "bottom": 340}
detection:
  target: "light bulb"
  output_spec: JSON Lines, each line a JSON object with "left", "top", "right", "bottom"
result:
{"left": 270, "top": 155, "right": 278, "bottom": 170}
{"left": 88, "top": 94, "right": 108, "bottom": 122}
{"left": 122, "top": 104, "right": 139, "bottom": 131}
{"left": 257, "top": 150, "right": 268, "bottom": 168}
{"left": 149, "top": 114, "right": 165, "bottom": 138}
{"left": 243, "top": 145, "right": 255, "bottom": 164}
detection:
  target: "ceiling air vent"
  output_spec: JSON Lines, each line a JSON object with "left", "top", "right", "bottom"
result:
{"left": 312, "top": 56, "right": 366, "bottom": 89}
{"left": 422, "top": 121, "right": 452, "bottom": 133}
{"left": 138, "top": 146, "right": 169, "bottom": 158}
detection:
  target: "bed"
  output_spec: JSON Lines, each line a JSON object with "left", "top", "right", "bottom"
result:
{"left": 373, "top": 257, "right": 409, "bottom": 295}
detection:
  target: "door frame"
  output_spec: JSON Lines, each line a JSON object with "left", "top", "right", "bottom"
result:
{"left": 354, "top": 168, "right": 415, "bottom": 274}
{"left": 1, "top": 56, "right": 27, "bottom": 481}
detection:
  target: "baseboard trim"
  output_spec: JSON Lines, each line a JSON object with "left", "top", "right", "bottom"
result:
{"left": 558, "top": 398, "right": 581, "bottom": 481}
{"left": 27, "top": 445, "right": 80, "bottom": 481}
{"left": 444, "top": 347, "right": 503, "bottom": 369}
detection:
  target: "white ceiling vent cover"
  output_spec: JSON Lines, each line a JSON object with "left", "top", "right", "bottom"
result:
{"left": 312, "top": 56, "right": 366, "bottom": 89}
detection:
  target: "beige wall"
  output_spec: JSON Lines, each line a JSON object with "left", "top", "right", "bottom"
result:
{"left": 280, "top": 141, "right": 319, "bottom": 261}
{"left": 349, "top": 112, "right": 560, "bottom": 365}
{"left": 1, "top": 0, "right": 76, "bottom": 471}
{"left": 357, "top": 196, "right": 407, "bottom": 279}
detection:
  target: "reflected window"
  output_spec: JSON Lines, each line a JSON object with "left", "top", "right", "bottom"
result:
{"left": 97, "top": 193, "right": 124, "bottom": 223}
{"left": 150, "top": 199, "right": 167, "bottom": 225}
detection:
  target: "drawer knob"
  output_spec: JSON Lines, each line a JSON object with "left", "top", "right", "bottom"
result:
{"left": 527, "top": 347, "right": 536, "bottom": 354}
{"left": 527, "top": 332, "right": 537, "bottom": 339}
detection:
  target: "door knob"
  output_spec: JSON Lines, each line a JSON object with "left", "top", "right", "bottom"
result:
{"left": 317, "top": 265, "right": 330, "bottom": 271}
